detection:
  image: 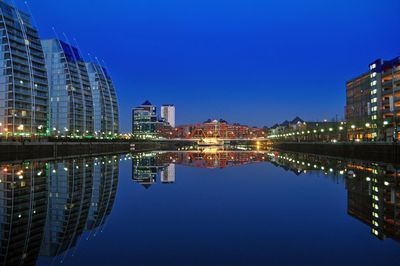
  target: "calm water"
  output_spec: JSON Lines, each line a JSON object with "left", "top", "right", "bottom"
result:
{"left": 1, "top": 149, "right": 400, "bottom": 266}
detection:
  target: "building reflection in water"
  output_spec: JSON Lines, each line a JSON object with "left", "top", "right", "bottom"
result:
{"left": 346, "top": 162, "right": 400, "bottom": 241}
{"left": 132, "top": 149, "right": 400, "bottom": 243}
{"left": 0, "top": 161, "right": 48, "bottom": 265}
{"left": 131, "top": 150, "right": 266, "bottom": 188}
{"left": 1, "top": 150, "right": 400, "bottom": 265}
{"left": 268, "top": 151, "right": 400, "bottom": 243}
{"left": 0, "top": 155, "right": 120, "bottom": 265}
{"left": 40, "top": 158, "right": 95, "bottom": 258}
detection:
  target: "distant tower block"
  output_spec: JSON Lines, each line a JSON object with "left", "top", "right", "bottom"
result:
{"left": 161, "top": 104, "right": 175, "bottom": 127}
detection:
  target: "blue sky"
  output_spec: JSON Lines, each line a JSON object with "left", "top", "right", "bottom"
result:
{"left": 16, "top": 0, "right": 400, "bottom": 132}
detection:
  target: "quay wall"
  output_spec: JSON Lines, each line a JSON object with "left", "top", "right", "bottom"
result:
{"left": 275, "top": 142, "right": 400, "bottom": 163}
{"left": 0, "top": 141, "right": 192, "bottom": 161}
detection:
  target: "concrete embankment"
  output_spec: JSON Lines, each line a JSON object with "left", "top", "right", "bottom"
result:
{"left": 0, "top": 140, "right": 193, "bottom": 161}
{"left": 275, "top": 142, "right": 400, "bottom": 163}
{"left": 0, "top": 142, "right": 130, "bottom": 161}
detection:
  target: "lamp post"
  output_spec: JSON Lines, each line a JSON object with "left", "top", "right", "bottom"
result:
{"left": 365, "top": 123, "right": 371, "bottom": 141}
{"left": 351, "top": 125, "right": 356, "bottom": 142}
{"left": 37, "top": 125, "right": 43, "bottom": 142}
{"left": 4, "top": 128, "right": 8, "bottom": 141}
{"left": 17, "top": 124, "right": 24, "bottom": 141}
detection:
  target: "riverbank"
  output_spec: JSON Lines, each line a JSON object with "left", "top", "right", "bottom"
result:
{"left": 275, "top": 142, "right": 400, "bottom": 163}
{"left": 0, "top": 140, "right": 192, "bottom": 161}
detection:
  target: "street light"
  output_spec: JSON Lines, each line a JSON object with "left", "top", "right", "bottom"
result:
{"left": 17, "top": 124, "right": 24, "bottom": 140}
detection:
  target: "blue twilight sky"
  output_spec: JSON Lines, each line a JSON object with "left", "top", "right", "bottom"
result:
{"left": 15, "top": 0, "right": 400, "bottom": 132}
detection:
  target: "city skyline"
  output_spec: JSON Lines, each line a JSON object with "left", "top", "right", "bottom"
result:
{"left": 20, "top": 0, "right": 400, "bottom": 132}
{"left": 1, "top": 1, "right": 400, "bottom": 265}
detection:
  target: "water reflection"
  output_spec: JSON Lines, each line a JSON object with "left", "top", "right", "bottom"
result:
{"left": 268, "top": 151, "right": 400, "bottom": 243}
{"left": 0, "top": 161, "right": 48, "bottom": 265}
{"left": 132, "top": 150, "right": 400, "bottom": 243}
{"left": 0, "top": 149, "right": 400, "bottom": 265}
{"left": 0, "top": 156, "right": 119, "bottom": 265}
{"left": 131, "top": 150, "right": 266, "bottom": 188}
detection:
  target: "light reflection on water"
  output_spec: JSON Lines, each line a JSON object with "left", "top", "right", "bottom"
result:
{"left": 0, "top": 148, "right": 399, "bottom": 265}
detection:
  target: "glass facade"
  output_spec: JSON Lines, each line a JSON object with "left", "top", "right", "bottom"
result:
{"left": 132, "top": 101, "right": 162, "bottom": 139}
{"left": 86, "top": 62, "right": 119, "bottom": 136}
{"left": 0, "top": 2, "right": 48, "bottom": 135}
{"left": 41, "top": 39, "right": 93, "bottom": 136}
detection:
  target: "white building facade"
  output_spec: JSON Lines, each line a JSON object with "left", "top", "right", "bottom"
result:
{"left": 161, "top": 104, "right": 175, "bottom": 127}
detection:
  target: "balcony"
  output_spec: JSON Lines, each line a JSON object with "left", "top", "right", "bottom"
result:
{"left": 382, "top": 79, "right": 393, "bottom": 88}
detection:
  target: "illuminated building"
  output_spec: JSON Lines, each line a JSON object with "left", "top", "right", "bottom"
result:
{"left": 132, "top": 100, "right": 162, "bottom": 139}
{"left": 370, "top": 57, "right": 400, "bottom": 141}
{"left": 0, "top": 1, "right": 48, "bottom": 136}
{"left": 86, "top": 62, "right": 119, "bottom": 137}
{"left": 42, "top": 39, "right": 94, "bottom": 136}
{"left": 268, "top": 117, "right": 346, "bottom": 142}
{"left": 345, "top": 73, "right": 372, "bottom": 140}
{"left": 346, "top": 56, "right": 400, "bottom": 141}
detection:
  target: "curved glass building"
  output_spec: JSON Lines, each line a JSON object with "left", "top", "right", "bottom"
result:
{"left": 41, "top": 39, "right": 93, "bottom": 136}
{"left": 86, "top": 62, "right": 119, "bottom": 136}
{"left": 0, "top": 2, "right": 48, "bottom": 136}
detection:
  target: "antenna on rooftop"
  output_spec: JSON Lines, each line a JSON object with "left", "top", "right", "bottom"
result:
{"left": 24, "top": 1, "right": 39, "bottom": 28}
{"left": 51, "top": 26, "right": 61, "bottom": 40}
